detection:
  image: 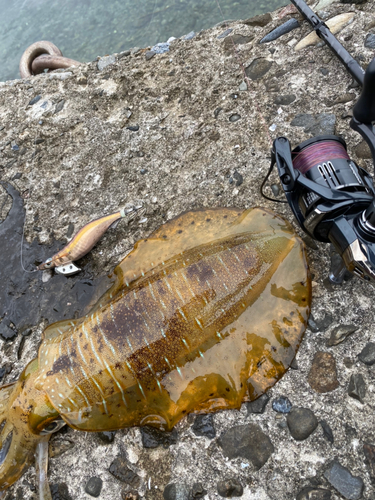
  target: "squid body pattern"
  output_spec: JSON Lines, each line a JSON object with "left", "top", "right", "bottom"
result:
{"left": 0, "top": 207, "right": 311, "bottom": 494}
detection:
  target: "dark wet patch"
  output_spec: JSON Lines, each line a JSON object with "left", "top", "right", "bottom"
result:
{"left": 0, "top": 182, "right": 113, "bottom": 342}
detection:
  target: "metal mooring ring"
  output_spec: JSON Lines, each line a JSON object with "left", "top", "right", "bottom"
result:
{"left": 19, "top": 41, "right": 80, "bottom": 78}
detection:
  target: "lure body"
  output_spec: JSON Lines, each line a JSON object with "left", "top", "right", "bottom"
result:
{"left": 0, "top": 207, "right": 311, "bottom": 492}
{"left": 38, "top": 210, "right": 126, "bottom": 270}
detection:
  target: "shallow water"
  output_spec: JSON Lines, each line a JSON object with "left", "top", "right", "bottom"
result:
{"left": 0, "top": 0, "right": 286, "bottom": 83}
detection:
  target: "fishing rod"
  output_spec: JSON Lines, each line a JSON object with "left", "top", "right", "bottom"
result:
{"left": 265, "top": 0, "right": 375, "bottom": 285}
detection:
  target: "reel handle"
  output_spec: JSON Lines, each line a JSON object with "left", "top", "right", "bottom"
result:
{"left": 353, "top": 57, "right": 375, "bottom": 124}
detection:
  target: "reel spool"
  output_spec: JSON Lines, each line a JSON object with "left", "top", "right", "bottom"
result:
{"left": 290, "top": 135, "right": 371, "bottom": 242}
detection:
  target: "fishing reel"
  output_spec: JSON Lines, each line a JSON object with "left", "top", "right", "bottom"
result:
{"left": 269, "top": 57, "right": 375, "bottom": 285}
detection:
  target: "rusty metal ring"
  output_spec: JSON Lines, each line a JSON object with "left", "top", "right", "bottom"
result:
{"left": 19, "top": 41, "right": 81, "bottom": 78}
{"left": 31, "top": 54, "right": 81, "bottom": 75}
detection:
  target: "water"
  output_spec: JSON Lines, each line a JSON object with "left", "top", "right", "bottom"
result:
{"left": 0, "top": 0, "right": 286, "bottom": 83}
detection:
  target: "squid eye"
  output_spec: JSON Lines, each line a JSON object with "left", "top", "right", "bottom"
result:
{"left": 44, "top": 258, "right": 53, "bottom": 268}
{"left": 40, "top": 419, "right": 66, "bottom": 435}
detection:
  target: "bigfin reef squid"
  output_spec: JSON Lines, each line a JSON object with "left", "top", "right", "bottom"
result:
{"left": 0, "top": 207, "right": 311, "bottom": 497}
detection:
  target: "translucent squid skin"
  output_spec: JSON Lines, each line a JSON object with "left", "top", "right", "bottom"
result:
{"left": 0, "top": 207, "right": 311, "bottom": 491}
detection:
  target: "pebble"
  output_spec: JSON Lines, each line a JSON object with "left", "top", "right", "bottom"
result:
{"left": 50, "top": 482, "right": 73, "bottom": 500}
{"left": 141, "top": 425, "right": 178, "bottom": 448}
{"left": 270, "top": 184, "right": 280, "bottom": 196}
{"left": 363, "top": 442, "right": 375, "bottom": 480}
{"left": 191, "top": 414, "right": 216, "bottom": 439}
{"left": 290, "top": 357, "right": 299, "bottom": 370}
{"left": 243, "top": 13, "right": 272, "bottom": 27}
{"left": 348, "top": 374, "right": 366, "bottom": 403}
{"left": 274, "top": 94, "right": 296, "bottom": 106}
{"left": 28, "top": 95, "right": 41, "bottom": 106}
{"left": 233, "top": 171, "right": 243, "bottom": 186}
{"left": 355, "top": 141, "right": 372, "bottom": 160}
{"left": 189, "top": 483, "right": 207, "bottom": 499}
{"left": 229, "top": 114, "right": 241, "bottom": 122}
{"left": 324, "top": 462, "right": 364, "bottom": 500}
{"left": 245, "top": 58, "right": 273, "bottom": 80}
{"left": 291, "top": 113, "right": 336, "bottom": 136}
{"left": 246, "top": 393, "right": 270, "bottom": 414}
{"left": 127, "top": 125, "right": 140, "bottom": 132}
{"left": 365, "top": 34, "right": 375, "bottom": 49}
{"left": 97, "top": 430, "right": 116, "bottom": 444}
{"left": 109, "top": 457, "right": 140, "bottom": 487}
{"left": 122, "top": 491, "right": 139, "bottom": 500}
{"left": 217, "top": 28, "right": 233, "bottom": 39}
{"left": 316, "top": 313, "right": 334, "bottom": 332}
{"left": 296, "top": 487, "right": 332, "bottom": 500}
{"left": 97, "top": 55, "right": 116, "bottom": 71}
{"left": 326, "top": 324, "right": 358, "bottom": 346}
{"left": 308, "top": 351, "right": 339, "bottom": 393}
{"left": 54, "top": 100, "right": 65, "bottom": 114}
{"left": 145, "top": 51, "right": 156, "bottom": 60}
{"left": 260, "top": 18, "right": 300, "bottom": 43}
{"left": 320, "top": 420, "right": 334, "bottom": 444}
{"left": 218, "top": 423, "right": 274, "bottom": 470}
{"left": 183, "top": 31, "right": 196, "bottom": 40}
{"left": 163, "top": 483, "right": 190, "bottom": 500}
{"left": 49, "top": 72, "right": 72, "bottom": 81}
{"left": 239, "top": 81, "right": 247, "bottom": 91}
{"left": 0, "top": 363, "right": 12, "bottom": 382}
{"left": 151, "top": 42, "right": 170, "bottom": 54}
{"left": 272, "top": 396, "right": 292, "bottom": 413}
{"left": 287, "top": 407, "right": 318, "bottom": 441}
{"left": 217, "top": 478, "right": 243, "bottom": 498}
{"left": 358, "top": 342, "right": 375, "bottom": 365}
{"left": 0, "top": 322, "right": 17, "bottom": 341}
{"left": 85, "top": 477, "right": 103, "bottom": 498}
{"left": 223, "top": 34, "right": 254, "bottom": 52}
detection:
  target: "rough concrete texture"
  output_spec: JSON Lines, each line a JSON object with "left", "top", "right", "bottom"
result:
{"left": 0, "top": 1, "right": 375, "bottom": 499}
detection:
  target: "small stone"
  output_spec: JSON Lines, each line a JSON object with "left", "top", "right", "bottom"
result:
{"left": 272, "top": 396, "right": 292, "bottom": 413}
{"left": 287, "top": 407, "right": 318, "bottom": 440}
{"left": 348, "top": 374, "right": 366, "bottom": 403}
{"left": 12, "top": 172, "right": 23, "bottom": 180}
{"left": 34, "top": 138, "right": 44, "bottom": 144}
{"left": 229, "top": 114, "right": 241, "bottom": 122}
{"left": 54, "top": 100, "right": 65, "bottom": 114}
{"left": 243, "top": 13, "right": 272, "bottom": 27}
{"left": 183, "top": 31, "right": 195, "bottom": 40}
{"left": 343, "top": 357, "right": 354, "bottom": 368}
{"left": 0, "top": 363, "right": 12, "bottom": 382}
{"left": 270, "top": 183, "right": 280, "bottom": 196}
{"left": 163, "top": 483, "right": 190, "bottom": 500}
{"left": 97, "top": 431, "right": 116, "bottom": 444}
{"left": 66, "top": 223, "right": 75, "bottom": 239}
{"left": 151, "top": 42, "right": 170, "bottom": 54}
{"left": 189, "top": 482, "right": 207, "bottom": 499}
{"left": 141, "top": 426, "right": 178, "bottom": 448}
{"left": 118, "top": 50, "right": 131, "bottom": 59}
{"left": 217, "top": 28, "right": 233, "bottom": 39}
{"left": 245, "top": 58, "right": 273, "bottom": 81}
{"left": 191, "top": 414, "right": 216, "bottom": 439}
{"left": 239, "top": 81, "right": 247, "bottom": 91}
{"left": 355, "top": 141, "right": 372, "bottom": 160}
{"left": 127, "top": 125, "right": 140, "bottom": 132}
{"left": 290, "top": 357, "right": 299, "bottom": 370}
{"left": 363, "top": 442, "right": 375, "bottom": 480}
{"left": 319, "top": 419, "right": 334, "bottom": 444}
{"left": 291, "top": 113, "right": 336, "bottom": 136}
{"left": 320, "top": 67, "right": 329, "bottom": 76}
{"left": 233, "top": 171, "right": 243, "bottom": 186}
{"left": 145, "top": 51, "right": 156, "bottom": 61}
{"left": 308, "top": 352, "right": 339, "bottom": 393}
{"left": 345, "top": 424, "right": 358, "bottom": 439}
{"left": 97, "top": 55, "right": 116, "bottom": 71}
{"left": 315, "top": 313, "right": 333, "bottom": 332}
{"left": 324, "top": 461, "right": 364, "bottom": 500}
{"left": 296, "top": 487, "right": 332, "bottom": 500}
{"left": 246, "top": 393, "right": 270, "bottom": 414}
{"left": 109, "top": 457, "right": 140, "bottom": 487}
{"left": 50, "top": 483, "right": 73, "bottom": 500}
{"left": 11, "top": 143, "right": 19, "bottom": 151}
{"left": 365, "top": 34, "right": 375, "bottom": 49}
{"left": 140, "top": 169, "right": 148, "bottom": 175}
{"left": 0, "top": 322, "right": 17, "bottom": 341}
{"left": 274, "top": 94, "right": 296, "bottom": 106}
{"left": 326, "top": 324, "right": 358, "bottom": 346}
{"left": 28, "top": 95, "right": 41, "bottom": 106}
{"left": 217, "top": 478, "right": 243, "bottom": 498}
{"left": 358, "top": 342, "right": 375, "bottom": 365}
{"left": 85, "top": 477, "right": 103, "bottom": 498}
{"left": 219, "top": 423, "right": 274, "bottom": 470}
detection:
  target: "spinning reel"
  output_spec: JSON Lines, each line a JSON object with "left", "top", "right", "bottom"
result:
{"left": 266, "top": 0, "right": 375, "bottom": 285}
